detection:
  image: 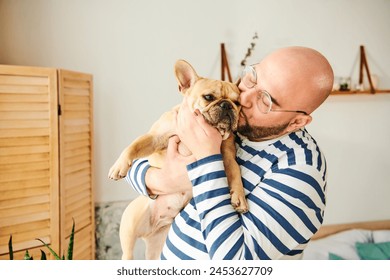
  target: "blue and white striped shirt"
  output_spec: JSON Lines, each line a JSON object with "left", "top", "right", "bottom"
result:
{"left": 126, "top": 128, "right": 327, "bottom": 259}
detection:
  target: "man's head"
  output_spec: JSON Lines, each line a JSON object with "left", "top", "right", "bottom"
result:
{"left": 237, "top": 46, "right": 334, "bottom": 141}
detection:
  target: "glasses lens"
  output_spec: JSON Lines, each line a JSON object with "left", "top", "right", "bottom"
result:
{"left": 257, "top": 91, "right": 272, "bottom": 114}
{"left": 241, "top": 66, "right": 257, "bottom": 88}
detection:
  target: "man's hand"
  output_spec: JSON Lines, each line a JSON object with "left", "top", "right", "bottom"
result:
{"left": 176, "top": 96, "right": 223, "bottom": 160}
{"left": 145, "top": 135, "right": 195, "bottom": 195}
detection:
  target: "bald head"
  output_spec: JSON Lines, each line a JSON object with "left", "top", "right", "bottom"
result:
{"left": 258, "top": 46, "right": 334, "bottom": 114}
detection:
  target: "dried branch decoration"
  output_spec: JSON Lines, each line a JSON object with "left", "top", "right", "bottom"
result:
{"left": 240, "top": 32, "right": 259, "bottom": 67}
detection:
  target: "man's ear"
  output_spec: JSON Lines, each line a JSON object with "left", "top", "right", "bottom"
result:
{"left": 287, "top": 114, "right": 312, "bottom": 132}
{"left": 174, "top": 60, "right": 199, "bottom": 94}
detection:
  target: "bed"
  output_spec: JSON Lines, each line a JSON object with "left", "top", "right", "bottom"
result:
{"left": 302, "top": 220, "right": 390, "bottom": 260}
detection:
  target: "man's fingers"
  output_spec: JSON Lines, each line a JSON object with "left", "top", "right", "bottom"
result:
{"left": 167, "top": 135, "right": 180, "bottom": 154}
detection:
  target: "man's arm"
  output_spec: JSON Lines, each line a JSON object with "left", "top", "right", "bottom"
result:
{"left": 187, "top": 155, "right": 326, "bottom": 259}
{"left": 125, "top": 158, "right": 150, "bottom": 196}
{"left": 126, "top": 136, "right": 194, "bottom": 196}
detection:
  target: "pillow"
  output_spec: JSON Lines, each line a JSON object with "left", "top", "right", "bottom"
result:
{"left": 355, "top": 242, "right": 390, "bottom": 260}
{"left": 302, "top": 229, "right": 372, "bottom": 260}
{"left": 372, "top": 230, "right": 390, "bottom": 243}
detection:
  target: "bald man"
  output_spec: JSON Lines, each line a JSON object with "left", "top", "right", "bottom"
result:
{"left": 126, "top": 46, "right": 334, "bottom": 259}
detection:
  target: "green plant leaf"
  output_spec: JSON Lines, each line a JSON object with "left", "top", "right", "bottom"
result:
{"left": 40, "top": 250, "right": 47, "bottom": 260}
{"left": 24, "top": 250, "right": 33, "bottom": 260}
{"left": 8, "top": 235, "right": 13, "bottom": 260}
{"left": 67, "top": 218, "right": 75, "bottom": 260}
{"left": 36, "top": 238, "right": 61, "bottom": 260}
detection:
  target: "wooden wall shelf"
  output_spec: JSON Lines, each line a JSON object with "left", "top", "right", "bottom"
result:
{"left": 331, "top": 46, "right": 389, "bottom": 96}
{"left": 331, "top": 89, "right": 390, "bottom": 95}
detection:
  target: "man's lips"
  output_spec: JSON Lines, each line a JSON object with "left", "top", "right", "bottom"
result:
{"left": 239, "top": 110, "right": 248, "bottom": 121}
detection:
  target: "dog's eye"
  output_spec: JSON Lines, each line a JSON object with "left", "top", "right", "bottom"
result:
{"left": 203, "top": 94, "right": 215, "bottom": 102}
{"left": 234, "top": 101, "right": 240, "bottom": 106}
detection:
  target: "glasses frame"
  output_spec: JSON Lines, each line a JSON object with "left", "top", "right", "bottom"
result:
{"left": 241, "top": 65, "right": 309, "bottom": 116}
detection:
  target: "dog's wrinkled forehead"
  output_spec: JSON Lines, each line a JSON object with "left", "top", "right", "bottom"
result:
{"left": 192, "top": 78, "right": 240, "bottom": 101}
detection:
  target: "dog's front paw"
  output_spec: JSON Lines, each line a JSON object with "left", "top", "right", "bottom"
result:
{"left": 231, "top": 189, "right": 249, "bottom": 214}
{"left": 108, "top": 159, "right": 132, "bottom": 181}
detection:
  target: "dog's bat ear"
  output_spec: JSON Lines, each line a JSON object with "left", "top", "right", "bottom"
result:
{"left": 174, "top": 60, "right": 199, "bottom": 93}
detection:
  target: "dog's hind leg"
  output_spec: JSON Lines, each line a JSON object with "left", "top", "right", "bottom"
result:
{"left": 119, "top": 196, "right": 151, "bottom": 260}
{"left": 143, "top": 225, "right": 171, "bottom": 260}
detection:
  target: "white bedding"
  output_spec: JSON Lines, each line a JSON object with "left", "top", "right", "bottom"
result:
{"left": 302, "top": 229, "right": 390, "bottom": 260}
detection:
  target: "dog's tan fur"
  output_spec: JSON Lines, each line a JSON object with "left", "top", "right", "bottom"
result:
{"left": 108, "top": 60, "right": 248, "bottom": 259}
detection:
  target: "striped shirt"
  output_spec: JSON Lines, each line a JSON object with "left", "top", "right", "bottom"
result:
{"left": 126, "top": 128, "right": 327, "bottom": 259}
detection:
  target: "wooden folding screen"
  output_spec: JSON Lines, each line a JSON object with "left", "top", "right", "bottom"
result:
{"left": 0, "top": 65, "right": 94, "bottom": 260}
{"left": 58, "top": 70, "right": 94, "bottom": 259}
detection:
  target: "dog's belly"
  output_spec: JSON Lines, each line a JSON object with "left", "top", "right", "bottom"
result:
{"left": 149, "top": 191, "right": 192, "bottom": 230}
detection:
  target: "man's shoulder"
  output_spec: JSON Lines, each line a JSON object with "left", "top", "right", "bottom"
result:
{"left": 236, "top": 129, "right": 326, "bottom": 172}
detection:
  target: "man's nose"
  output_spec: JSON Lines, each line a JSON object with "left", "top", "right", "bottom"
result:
{"left": 238, "top": 87, "right": 255, "bottom": 107}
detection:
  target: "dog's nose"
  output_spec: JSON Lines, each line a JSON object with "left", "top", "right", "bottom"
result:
{"left": 219, "top": 100, "right": 232, "bottom": 110}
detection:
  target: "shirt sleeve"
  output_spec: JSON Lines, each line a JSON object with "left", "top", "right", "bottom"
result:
{"left": 125, "top": 158, "right": 151, "bottom": 196}
{"left": 187, "top": 154, "right": 326, "bottom": 259}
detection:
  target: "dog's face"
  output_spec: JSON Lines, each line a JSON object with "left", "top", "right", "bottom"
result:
{"left": 175, "top": 60, "right": 240, "bottom": 140}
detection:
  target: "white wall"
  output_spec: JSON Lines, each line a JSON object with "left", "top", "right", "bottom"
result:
{"left": 0, "top": 0, "right": 389, "bottom": 225}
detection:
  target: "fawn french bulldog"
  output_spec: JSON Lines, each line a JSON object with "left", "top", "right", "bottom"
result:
{"left": 108, "top": 60, "right": 248, "bottom": 259}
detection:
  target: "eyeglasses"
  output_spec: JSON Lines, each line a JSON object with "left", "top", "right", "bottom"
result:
{"left": 240, "top": 65, "right": 308, "bottom": 115}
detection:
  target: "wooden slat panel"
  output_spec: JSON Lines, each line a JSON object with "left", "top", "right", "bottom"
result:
{"left": 0, "top": 203, "right": 50, "bottom": 221}
{"left": 0, "top": 245, "right": 55, "bottom": 260}
{"left": 0, "top": 136, "right": 49, "bottom": 146}
{"left": 0, "top": 145, "right": 50, "bottom": 156}
{"left": 64, "top": 180, "right": 90, "bottom": 198}
{"left": 64, "top": 95, "right": 90, "bottom": 104}
{"left": 64, "top": 161, "right": 90, "bottom": 175}
{"left": 0, "top": 161, "right": 49, "bottom": 173}
{"left": 0, "top": 236, "right": 50, "bottom": 256}
{"left": 64, "top": 132, "right": 89, "bottom": 143}
{"left": 65, "top": 225, "right": 94, "bottom": 259}
{"left": 0, "top": 211, "right": 50, "bottom": 228}
{"left": 1, "top": 186, "right": 49, "bottom": 201}
{"left": 0, "top": 119, "right": 50, "bottom": 129}
{"left": 0, "top": 169, "right": 50, "bottom": 183}
{"left": 62, "top": 88, "right": 90, "bottom": 97}
{"left": 0, "top": 220, "right": 50, "bottom": 238}
{"left": 64, "top": 124, "right": 90, "bottom": 134}
{"left": 0, "top": 74, "right": 49, "bottom": 86}
{"left": 0, "top": 227, "right": 50, "bottom": 247}
{"left": 0, "top": 128, "right": 50, "bottom": 138}
{"left": 0, "top": 65, "right": 60, "bottom": 256}
{"left": 63, "top": 147, "right": 89, "bottom": 159}
{"left": 0, "top": 93, "right": 49, "bottom": 103}
{"left": 312, "top": 220, "right": 390, "bottom": 240}
{"left": 62, "top": 175, "right": 90, "bottom": 190}
{"left": 63, "top": 103, "right": 90, "bottom": 111}
{"left": 0, "top": 111, "right": 48, "bottom": 120}
{"left": 0, "top": 153, "right": 50, "bottom": 165}
{"left": 0, "top": 85, "right": 49, "bottom": 94}
{"left": 63, "top": 118, "right": 90, "bottom": 127}
{"left": 0, "top": 102, "right": 49, "bottom": 111}
{"left": 0, "top": 195, "right": 50, "bottom": 210}
{"left": 0, "top": 177, "right": 49, "bottom": 192}
{"left": 58, "top": 69, "right": 94, "bottom": 258}
{"left": 64, "top": 154, "right": 91, "bottom": 167}
{"left": 62, "top": 78, "right": 90, "bottom": 90}
{"left": 66, "top": 208, "right": 92, "bottom": 234}
{"left": 62, "top": 111, "right": 89, "bottom": 120}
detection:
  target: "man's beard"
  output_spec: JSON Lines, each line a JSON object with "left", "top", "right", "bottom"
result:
{"left": 237, "top": 113, "right": 289, "bottom": 141}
